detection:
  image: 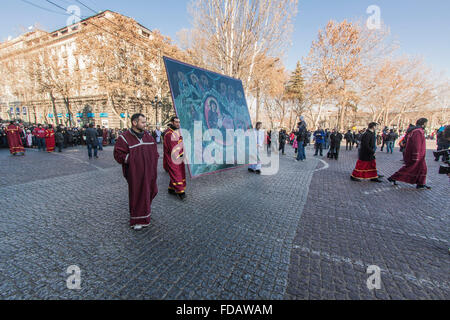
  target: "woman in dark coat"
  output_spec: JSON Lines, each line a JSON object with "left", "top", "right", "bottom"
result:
{"left": 351, "top": 123, "right": 383, "bottom": 182}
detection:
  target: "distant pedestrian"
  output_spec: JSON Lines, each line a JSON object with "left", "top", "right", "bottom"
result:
{"left": 344, "top": 130, "right": 353, "bottom": 150}
{"left": 26, "top": 130, "right": 33, "bottom": 148}
{"left": 313, "top": 127, "right": 325, "bottom": 157}
{"left": 296, "top": 121, "right": 307, "bottom": 162}
{"left": 5, "top": 121, "right": 25, "bottom": 156}
{"left": 279, "top": 129, "right": 287, "bottom": 155}
{"left": 33, "top": 124, "right": 46, "bottom": 151}
{"left": 435, "top": 126, "right": 449, "bottom": 162}
{"left": 85, "top": 123, "right": 99, "bottom": 159}
{"left": 55, "top": 128, "right": 64, "bottom": 153}
{"left": 96, "top": 125, "right": 104, "bottom": 151}
{"left": 249, "top": 122, "right": 265, "bottom": 174}
{"left": 328, "top": 129, "right": 342, "bottom": 160}
{"left": 155, "top": 127, "right": 162, "bottom": 144}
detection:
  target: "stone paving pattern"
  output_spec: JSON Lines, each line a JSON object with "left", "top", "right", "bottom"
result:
{"left": 0, "top": 141, "right": 448, "bottom": 300}
{"left": 286, "top": 143, "right": 449, "bottom": 300}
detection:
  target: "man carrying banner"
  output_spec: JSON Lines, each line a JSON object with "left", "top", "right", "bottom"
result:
{"left": 114, "top": 113, "right": 159, "bottom": 230}
{"left": 5, "top": 121, "right": 25, "bottom": 156}
{"left": 164, "top": 116, "right": 187, "bottom": 201}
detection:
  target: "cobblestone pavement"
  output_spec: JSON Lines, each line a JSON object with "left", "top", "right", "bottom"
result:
{"left": 0, "top": 142, "right": 448, "bottom": 300}
{"left": 285, "top": 143, "right": 450, "bottom": 300}
{"left": 0, "top": 144, "right": 319, "bottom": 300}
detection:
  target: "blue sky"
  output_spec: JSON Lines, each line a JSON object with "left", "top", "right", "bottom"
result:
{"left": 2, "top": 0, "right": 449, "bottom": 75}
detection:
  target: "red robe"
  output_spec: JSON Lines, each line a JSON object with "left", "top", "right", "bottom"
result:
{"left": 163, "top": 127, "right": 186, "bottom": 194}
{"left": 5, "top": 124, "right": 25, "bottom": 155}
{"left": 390, "top": 127, "right": 427, "bottom": 185}
{"left": 102, "top": 129, "right": 108, "bottom": 146}
{"left": 352, "top": 130, "right": 378, "bottom": 179}
{"left": 114, "top": 130, "right": 159, "bottom": 227}
{"left": 45, "top": 129, "right": 56, "bottom": 152}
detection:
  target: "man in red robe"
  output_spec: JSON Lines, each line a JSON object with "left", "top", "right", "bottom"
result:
{"left": 388, "top": 118, "right": 431, "bottom": 189}
{"left": 45, "top": 125, "right": 56, "bottom": 153}
{"left": 102, "top": 127, "right": 109, "bottom": 146}
{"left": 164, "top": 116, "right": 186, "bottom": 200}
{"left": 351, "top": 122, "right": 383, "bottom": 183}
{"left": 5, "top": 121, "right": 25, "bottom": 156}
{"left": 114, "top": 113, "right": 159, "bottom": 230}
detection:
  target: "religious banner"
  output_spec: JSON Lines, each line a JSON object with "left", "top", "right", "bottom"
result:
{"left": 164, "top": 56, "right": 253, "bottom": 178}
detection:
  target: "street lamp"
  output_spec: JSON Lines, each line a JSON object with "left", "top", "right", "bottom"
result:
{"left": 152, "top": 96, "right": 160, "bottom": 128}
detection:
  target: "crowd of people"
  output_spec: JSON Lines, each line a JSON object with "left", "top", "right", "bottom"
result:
{"left": 270, "top": 122, "right": 413, "bottom": 163}
{"left": 0, "top": 120, "right": 165, "bottom": 158}
{"left": 2, "top": 115, "right": 449, "bottom": 231}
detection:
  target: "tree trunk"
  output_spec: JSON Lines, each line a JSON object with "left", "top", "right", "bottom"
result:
{"left": 288, "top": 105, "right": 294, "bottom": 131}
{"left": 255, "top": 85, "right": 260, "bottom": 123}
{"left": 63, "top": 97, "right": 74, "bottom": 126}
{"left": 49, "top": 92, "right": 58, "bottom": 125}
{"left": 314, "top": 102, "right": 323, "bottom": 128}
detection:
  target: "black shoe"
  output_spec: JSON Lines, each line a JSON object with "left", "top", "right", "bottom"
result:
{"left": 168, "top": 189, "right": 176, "bottom": 195}
{"left": 255, "top": 170, "right": 261, "bottom": 174}
{"left": 370, "top": 178, "right": 383, "bottom": 183}
{"left": 378, "top": 175, "right": 385, "bottom": 178}
{"left": 350, "top": 176, "right": 361, "bottom": 182}
{"left": 177, "top": 193, "right": 186, "bottom": 201}
{"left": 248, "top": 168, "right": 255, "bottom": 173}
{"left": 95, "top": 156, "right": 99, "bottom": 159}
{"left": 416, "top": 185, "right": 431, "bottom": 190}
{"left": 387, "top": 177, "right": 398, "bottom": 186}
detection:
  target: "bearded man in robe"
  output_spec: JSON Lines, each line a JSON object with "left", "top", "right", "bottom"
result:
{"left": 388, "top": 118, "right": 431, "bottom": 190}
{"left": 114, "top": 113, "right": 159, "bottom": 230}
{"left": 164, "top": 116, "right": 186, "bottom": 201}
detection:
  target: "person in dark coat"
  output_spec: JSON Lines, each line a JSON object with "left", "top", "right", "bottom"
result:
{"left": 351, "top": 123, "right": 383, "bottom": 182}
{"left": 328, "top": 129, "right": 343, "bottom": 160}
{"left": 296, "top": 121, "right": 308, "bottom": 161}
{"left": 344, "top": 130, "right": 354, "bottom": 150}
{"left": 85, "top": 123, "right": 99, "bottom": 159}
{"left": 55, "top": 128, "right": 64, "bottom": 153}
{"left": 279, "top": 130, "right": 287, "bottom": 155}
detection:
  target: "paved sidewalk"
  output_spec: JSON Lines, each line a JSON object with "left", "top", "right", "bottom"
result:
{"left": 286, "top": 145, "right": 449, "bottom": 300}
{"left": 0, "top": 145, "right": 318, "bottom": 299}
{"left": 0, "top": 143, "right": 448, "bottom": 300}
